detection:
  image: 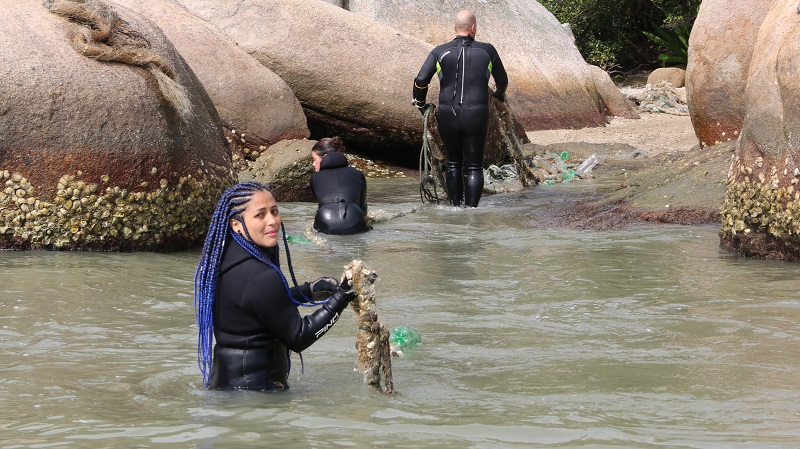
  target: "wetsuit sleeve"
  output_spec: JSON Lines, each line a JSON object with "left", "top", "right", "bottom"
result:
{"left": 289, "top": 282, "right": 313, "bottom": 303}
{"left": 490, "top": 45, "right": 509, "bottom": 101}
{"left": 246, "top": 270, "right": 353, "bottom": 353}
{"left": 413, "top": 51, "right": 438, "bottom": 108}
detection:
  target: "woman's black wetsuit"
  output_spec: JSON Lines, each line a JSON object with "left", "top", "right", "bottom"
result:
{"left": 210, "top": 239, "right": 352, "bottom": 390}
{"left": 310, "top": 151, "right": 369, "bottom": 235}
{"left": 413, "top": 35, "right": 508, "bottom": 207}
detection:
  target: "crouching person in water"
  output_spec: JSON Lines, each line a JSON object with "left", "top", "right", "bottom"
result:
{"left": 310, "top": 136, "right": 370, "bottom": 235}
{"left": 194, "top": 181, "right": 357, "bottom": 390}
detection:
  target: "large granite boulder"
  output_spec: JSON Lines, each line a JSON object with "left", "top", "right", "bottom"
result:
{"left": 720, "top": 0, "right": 800, "bottom": 260}
{"left": 686, "top": 0, "right": 770, "bottom": 148}
{"left": 175, "top": 0, "right": 432, "bottom": 164}
{"left": 340, "top": 0, "right": 616, "bottom": 131}
{"left": 0, "top": 0, "right": 233, "bottom": 250}
{"left": 111, "top": 0, "right": 309, "bottom": 171}
{"left": 174, "top": 0, "right": 543, "bottom": 167}
{"left": 589, "top": 65, "right": 639, "bottom": 119}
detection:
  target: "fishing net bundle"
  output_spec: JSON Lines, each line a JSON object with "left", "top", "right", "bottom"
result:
{"left": 419, "top": 106, "right": 446, "bottom": 204}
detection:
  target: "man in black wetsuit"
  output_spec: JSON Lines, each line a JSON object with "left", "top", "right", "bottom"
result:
{"left": 412, "top": 9, "right": 509, "bottom": 207}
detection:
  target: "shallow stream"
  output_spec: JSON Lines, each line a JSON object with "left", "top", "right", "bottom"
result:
{"left": 2, "top": 177, "right": 799, "bottom": 448}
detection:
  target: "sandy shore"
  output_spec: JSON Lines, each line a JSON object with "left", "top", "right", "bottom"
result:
{"left": 526, "top": 112, "right": 700, "bottom": 156}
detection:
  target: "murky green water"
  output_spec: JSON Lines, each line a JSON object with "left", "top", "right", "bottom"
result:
{"left": 2, "top": 178, "right": 799, "bottom": 448}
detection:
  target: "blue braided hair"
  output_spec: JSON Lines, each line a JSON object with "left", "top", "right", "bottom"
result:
{"left": 193, "top": 181, "right": 329, "bottom": 387}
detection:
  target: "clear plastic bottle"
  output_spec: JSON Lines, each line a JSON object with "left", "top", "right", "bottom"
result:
{"left": 576, "top": 154, "right": 600, "bottom": 177}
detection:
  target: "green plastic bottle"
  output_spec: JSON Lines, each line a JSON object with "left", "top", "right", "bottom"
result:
{"left": 390, "top": 326, "right": 422, "bottom": 351}
{"left": 560, "top": 150, "right": 570, "bottom": 161}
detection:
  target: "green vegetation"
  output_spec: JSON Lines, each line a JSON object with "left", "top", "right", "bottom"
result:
{"left": 539, "top": 0, "right": 700, "bottom": 76}
{"left": 643, "top": 23, "right": 690, "bottom": 68}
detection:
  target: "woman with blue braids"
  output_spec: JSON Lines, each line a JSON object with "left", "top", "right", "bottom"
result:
{"left": 194, "top": 181, "right": 357, "bottom": 390}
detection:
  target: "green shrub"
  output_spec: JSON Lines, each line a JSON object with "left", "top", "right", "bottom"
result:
{"left": 539, "top": 0, "right": 699, "bottom": 75}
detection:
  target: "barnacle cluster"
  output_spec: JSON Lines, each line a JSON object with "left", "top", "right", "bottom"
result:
{"left": 227, "top": 128, "right": 268, "bottom": 172}
{"left": 720, "top": 153, "right": 800, "bottom": 255}
{"left": 0, "top": 165, "right": 234, "bottom": 250}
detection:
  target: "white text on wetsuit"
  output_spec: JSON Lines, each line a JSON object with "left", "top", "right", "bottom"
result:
{"left": 315, "top": 312, "right": 339, "bottom": 338}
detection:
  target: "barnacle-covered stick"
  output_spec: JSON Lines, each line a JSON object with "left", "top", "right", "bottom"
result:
{"left": 343, "top": 259, "right": 394, "bottom": 394}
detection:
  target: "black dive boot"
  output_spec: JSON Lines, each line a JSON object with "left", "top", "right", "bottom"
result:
{"left": 464, "top": 165, "right": 484, "bottom": 207}
{"left": 445, "top": 161, "right": 464, "bottom": 206}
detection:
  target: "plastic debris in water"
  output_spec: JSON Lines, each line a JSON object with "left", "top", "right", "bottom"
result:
{"left": 287, "top": 235, "right": 314, "bottom": 244}
{"left": 390, "top": 326, "right": 422, "bottom": 352}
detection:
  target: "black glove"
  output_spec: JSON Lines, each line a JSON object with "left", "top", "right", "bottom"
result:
{"left": 415, "top": 102, "right": 435, "bottom": 116}
{"left": 302, "top": 277, "right": 356, "bottom": 345}
{"left": 310, "top": 277, "right": 338, "bottom": 302}
{"left": 339, "top": 276, "right": 352, "bottom": 293}
{"left": 329, "top": 277, "right": 357, "bottom": 306}
{"left": 492, "top": 91, "right": 506, "bottom": 103}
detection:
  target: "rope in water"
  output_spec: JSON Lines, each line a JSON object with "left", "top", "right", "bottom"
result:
{"left": 419, "top": 106, "right": 442, "bottom": 204}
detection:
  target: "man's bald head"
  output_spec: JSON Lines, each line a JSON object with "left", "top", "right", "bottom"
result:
{"left": 454, "top": 10, "right": 476, "bottom": 37}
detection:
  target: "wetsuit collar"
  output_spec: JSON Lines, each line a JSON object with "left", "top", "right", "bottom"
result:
{"left": 454, "top": 35, "right": 474, "bottom": 43}
{"left": 220, "top": 236, "right": 278, "bottom": 274}
{"left": 319, "top": 151, "right": 348, "bottom": 170}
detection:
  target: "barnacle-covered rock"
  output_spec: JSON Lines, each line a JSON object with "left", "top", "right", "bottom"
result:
{"left": 0, "top": 0, "right": 234, "bottom": 250}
